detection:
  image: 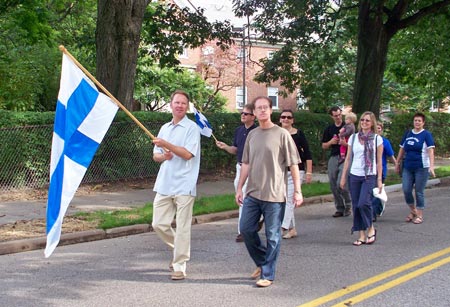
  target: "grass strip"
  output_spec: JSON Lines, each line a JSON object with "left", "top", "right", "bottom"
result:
{"left": 76, "top": 165, "right": 450, "bottom": 230}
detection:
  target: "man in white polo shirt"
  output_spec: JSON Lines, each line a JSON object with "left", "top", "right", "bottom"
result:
{"left": 152, "top": 90, "right": 201, "bottom": 281}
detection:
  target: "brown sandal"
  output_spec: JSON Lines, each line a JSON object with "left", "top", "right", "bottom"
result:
{"left": 413, "top": 216, "right": 423, "bottom": 224}
{"left": 405, "top": 211, "right": 417, "bottom": 222}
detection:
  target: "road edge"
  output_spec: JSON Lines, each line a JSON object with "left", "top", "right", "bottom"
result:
{"left": 1, "top": 178, "right": 446, "bottom": 256}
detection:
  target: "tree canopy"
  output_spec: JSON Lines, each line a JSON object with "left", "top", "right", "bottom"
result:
{"left": 0, "top": 0, "right": 98, "bottom": 111}
{"left": 1, "top": 1, "right": 233, "bottom": 112}
{"left": 232, "top": 0, "right": 450, "bottom": 116}
{"left": 1, "top": 0, "right": 449, "bottom": 115}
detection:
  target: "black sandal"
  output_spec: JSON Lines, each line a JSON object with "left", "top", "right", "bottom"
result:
{"left": 366, "top": 230, "right": 377, "bottom": 245}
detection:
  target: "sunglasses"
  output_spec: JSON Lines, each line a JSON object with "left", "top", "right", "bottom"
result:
{"left": 280, "top": 116, "right": 293, "bottom": 120}
{"left": 241, "top": 112, "right": 254, "bottom": 116}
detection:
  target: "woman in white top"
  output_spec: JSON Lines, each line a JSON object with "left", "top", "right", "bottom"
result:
{"left": 340, "top": 111, "right": 383, "bottom": 246}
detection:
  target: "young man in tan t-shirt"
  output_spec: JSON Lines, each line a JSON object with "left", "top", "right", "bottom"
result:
{"left": 235, "top": 96, "right": 304, "bottom": 288}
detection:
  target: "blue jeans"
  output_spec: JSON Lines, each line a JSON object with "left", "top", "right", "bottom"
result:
{"left": 348, "top": 174, "right": 375, "bottom": 232}
{"left": 239, "top": 195, "right": 285, "bottom": 281}
{"left": 402, "top": 167, "right": 429, "bottom": 209}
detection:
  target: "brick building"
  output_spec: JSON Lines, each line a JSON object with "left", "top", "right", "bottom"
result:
{"left": 174, "top": 0, "right": 301, "bottom": 112}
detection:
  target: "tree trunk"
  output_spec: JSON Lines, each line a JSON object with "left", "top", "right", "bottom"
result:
{"left": 96, "top": 0, "right": 149, "bottom": 111}
{"left": 352, "top": 1, "right": 392, "bottom": 118}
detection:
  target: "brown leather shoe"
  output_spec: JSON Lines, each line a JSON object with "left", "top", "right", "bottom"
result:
{"left": 250, "top": 267, "right": 261, "bottom": 279}
{"left": 282, "top": 228, "right": 298, "bottom": 239}
{"left": 256, "top": 279, "right": 273, "bottom": 287}
{"left": 171, "top": 271, "right": 186, "bottom": 280}
{"left": 332, "top": 211, "right": 344, "bottom": 217}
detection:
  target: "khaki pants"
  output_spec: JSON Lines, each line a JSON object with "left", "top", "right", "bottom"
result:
{"left": 152, "top": 193, "right": 195, "bottom": 274}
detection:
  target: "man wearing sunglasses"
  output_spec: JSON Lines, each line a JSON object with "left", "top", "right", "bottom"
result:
{"left": 216, "top": 104, "right": 258, "bottom": 242}
{"left": 321, "top": 106, "right": 352, "bottom": 218}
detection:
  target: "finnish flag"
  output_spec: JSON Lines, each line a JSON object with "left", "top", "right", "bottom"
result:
{"left": 45, "top": 54, "right": 118, "bottom": 257}
{"left": 193, "top": 106, "right": 213, "bottom": 137}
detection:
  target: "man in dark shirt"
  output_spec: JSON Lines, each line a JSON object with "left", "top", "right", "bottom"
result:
{"left": 321, "top": 106, "right": 352, "bottom": 217}
{"left": 216, "top": 103, "right": 257, "bottom": 242}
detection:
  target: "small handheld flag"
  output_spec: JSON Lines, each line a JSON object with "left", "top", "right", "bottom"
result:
{"left": 45, "top": 53, "right": 118, "bottom": 257}
{"left": 193, "top": 106, "right": 213, "bottom": 138}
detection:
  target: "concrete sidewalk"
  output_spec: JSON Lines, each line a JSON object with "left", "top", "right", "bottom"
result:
{"left": 0, "top": 163, "right": 448, "bottom": 255}
{"left": 0, "top": 173, "right": 331, "bottom": 255}
{"left": 0, "top": 172, "right": 331, "bottom": 226}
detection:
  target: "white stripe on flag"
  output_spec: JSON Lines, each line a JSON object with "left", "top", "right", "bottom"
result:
{"left": 78, "top": 94, "right": 119, "bottom": 143}
{"left": 45, "top": 54, "right": 118, "bottom": 258}
{"left": 193, "top": 107, "right": 213, "bottom": 137}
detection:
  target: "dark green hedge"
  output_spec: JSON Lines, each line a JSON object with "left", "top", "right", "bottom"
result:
{"left": 1, "top": 109, "right": 449, "bottom": 190}
{"left": 386, "top": 112, "right": 450, "bottom": 158}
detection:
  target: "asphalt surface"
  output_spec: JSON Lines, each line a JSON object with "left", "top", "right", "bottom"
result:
{"left": 0, "top": 163, "right": 447, "bottom": 257}
{"left": 1, "top": 181, "right": 450, "bottom": 307}
{"left": 0, "top": 173, "right": 331, "bottom": 255}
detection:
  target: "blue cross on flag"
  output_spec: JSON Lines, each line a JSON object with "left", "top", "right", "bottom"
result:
{"left": 193, "top": 106, "right": 213, "bottom": 137}
{"left": 45, "top": 54, "right": 118, "bottom": 257}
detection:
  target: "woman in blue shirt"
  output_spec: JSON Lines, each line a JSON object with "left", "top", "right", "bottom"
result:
{"left": 396, "top": 112, "right": 435, "bottom": 224}
{"left": 372, "top": 122, "right": 398, "bottom": 221}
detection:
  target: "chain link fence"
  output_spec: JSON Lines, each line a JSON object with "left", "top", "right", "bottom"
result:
{"left": 0, "top": 121, "right": 169, "bottom": 192}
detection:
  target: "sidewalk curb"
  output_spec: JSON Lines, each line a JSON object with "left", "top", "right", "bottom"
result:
{"left": 0, "top": 178, "right": 444, "bottom": 256}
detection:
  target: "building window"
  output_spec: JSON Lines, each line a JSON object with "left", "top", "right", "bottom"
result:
{"left": 236, "top": 87, "right": 247, "bottom": 108}
{"left": 267, "top": 87, "right": 278, "bottom": 109}
{"left": 179, "top": 47, "right": 188, "bottom": 59}
{"left": 202, "top": 46, "right": 214, "bottom": 55}
{"left": 429, "top": 101, "right": 438, "bottom": 112}
{"left": 381, "top": 103, "right": 391, "bottom": 113}
{"left": 237, "top": 48, "right": 247, "bottom": 59}
{"left": 297, "top": 92, "right": 307, "bottom": 110}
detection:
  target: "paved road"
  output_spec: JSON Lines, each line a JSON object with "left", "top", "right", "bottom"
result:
{"left": 1, "top": 185, "right": 449, "bottom": 307}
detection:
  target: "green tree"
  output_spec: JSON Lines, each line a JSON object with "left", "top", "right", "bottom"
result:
{"left": 385, "top": 11, "right": 450, "bottom": 111}
{"left": 1, "top": 1, "right": 231, "bottom": 112}
{"left": 96, "top": 1, "right": 233, "bottom": 111}
{"left": 0, "top": 0, "right": 58, "bottom": 111}
{"left": 233, "top": 0, "right": 450, "bottom": 116}
{"left": 0, "top": 0, "right": 97, "bottom": 111}
{"left": 134, "top": 65, "right": 227, "bottom": 112}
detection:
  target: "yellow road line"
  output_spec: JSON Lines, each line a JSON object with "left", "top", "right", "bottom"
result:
{"left": 297, "top": 246, "right": 450, "bottom": 307}
{"left": 332, "top": 256, "right": 450, "bottom": 306}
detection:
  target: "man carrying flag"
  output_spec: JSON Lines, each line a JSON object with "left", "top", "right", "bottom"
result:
{"left": 151, "top": 90, "right": 201, "bottom": 280}
{"left": 45, "top": 53, "right": 118, "bottom": 257}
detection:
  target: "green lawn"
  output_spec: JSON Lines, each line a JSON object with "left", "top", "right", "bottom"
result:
{"left": 76, "top": 165, "right": 450, "bottom": 230}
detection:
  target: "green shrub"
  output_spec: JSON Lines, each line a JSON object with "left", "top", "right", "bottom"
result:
{"left": 1, "top": 110, "right": 449, "bottom": 190}
{"left": 386, "top": 112, "right": 450, "bottom": 158}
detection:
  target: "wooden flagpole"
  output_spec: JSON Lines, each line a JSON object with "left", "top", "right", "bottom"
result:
{"left": 59, "top": 45, "right": 156, "bottom": 140}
